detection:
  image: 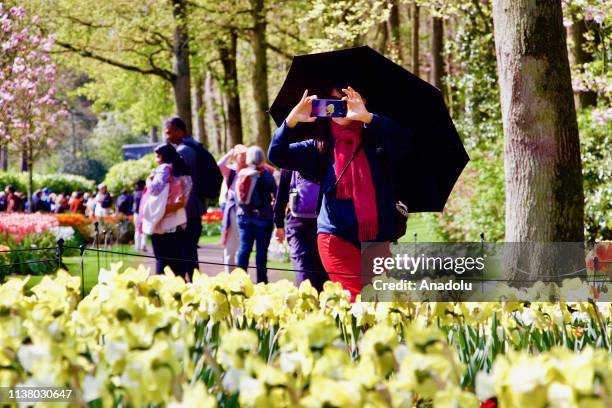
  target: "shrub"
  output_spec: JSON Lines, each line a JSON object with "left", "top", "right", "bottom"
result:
{"left": 103, "top": 154, "right": 156, "bottom": 195}
{"left": 579, "top": 109, "right": 611, "bottom": 241}
{"left": 0, "top": 172, "right": 95, "bottom": 194}
{"left": 435, "top": 139, "right": 506, "bottom": 242}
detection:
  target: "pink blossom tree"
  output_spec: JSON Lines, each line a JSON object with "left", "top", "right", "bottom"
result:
{"left": 0, "top": 4, "right": 67, "bottom": 209}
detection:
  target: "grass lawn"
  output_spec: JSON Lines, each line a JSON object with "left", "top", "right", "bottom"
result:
{"left": 399, "top": 216, "right": 444, "bottom": 242}
{"left": 25, "top": 245, "right": 144, "bottom": 293}
{"left": 22, "top": 217, "right": 442, "bottom": 293}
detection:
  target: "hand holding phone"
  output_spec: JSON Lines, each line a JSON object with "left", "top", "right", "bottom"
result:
{"left": 310, "top": 99, "right": 347, "bottom": 118}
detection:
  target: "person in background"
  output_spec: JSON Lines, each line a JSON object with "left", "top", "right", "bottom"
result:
{"left": 70, "top": 191, "right": 85, "bottom": 214}
{"left": 0, "top": 191, "right": 6, "bottom": 212}
{"left": 94, "top": 184, "right": 112, "bottom": 218}
{"left": 116, "top": 189, "right": 133, "bottom": 216}
{"left": 5, "top": 185, "right": 17, "bottom": 213}
{"left": 85, "top": 192, "right": 95, "bottom": 218}
{"left": 132, "top": 180, "right": 147, "bottom": 252}
{"left": 273, "top": 169, "right": 327, "bottom": 291}
{"left": 164, "top": 117, "right": 206, "bottom": 275}
{"left": 54, "top": 193, "right": 69, "bottom": 213}
{"left": 217, "top": 144, "right": 248, "bottom": 273}
{"left": 140, "top": 143, "right": 192, "bottom": 277}
{"left": 31, "top": 190, "right": 43, "bottom": 212}
{"left": 40, "top": 187, "right": 51, "bottom": 212}
{"left": 68, "top": 191, "right": 78, "bottom": 211}
{"left": 236, "top": 146, "right": 277, "bottom": 283}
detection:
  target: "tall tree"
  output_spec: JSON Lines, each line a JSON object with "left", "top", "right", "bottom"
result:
{"left": 35, "top": 0, "right": 194, "bottom": 133}
{"left": 386, "top": 0, "right": 404, "bottom": 62}
{"left": 204, "top": 70, "right": 224, "bottom": 154}
{"left": 171, "top": 0, "right": 193, "bottom": 132}
{"left": 492, "top": 0, "right": 584, "bottom": 277}
{"left": 0, "top": 5, "right": 67, "bottom": 207}
{"left": 193, "top": 75, "right": 208, "bottom": 147}
{"left": 218, "top": 30, "right": 244, "bottom": 147}
{"left": 411, "top": 1, "right": 420, "bottom": 75}
{"left": 431, "top": 15, "right": 444, "bottom": 95}
{"left": 568, "top": 15, "right": 597, "bottom": 108}
{"left": 249, "top": 0, "right": 272, "bottom": 149}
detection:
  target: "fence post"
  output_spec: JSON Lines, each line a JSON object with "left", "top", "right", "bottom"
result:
{"left": 102, "top": 229, "right": 108, "bottom": 268}
{"left": 94, "top": 221, "right": 100, "bottom": 271}
{"left": 79, "top": 244, "right": 86, "bottom": 299}
{"left": 56, "top": 238, "right": 65, "bottom": 271}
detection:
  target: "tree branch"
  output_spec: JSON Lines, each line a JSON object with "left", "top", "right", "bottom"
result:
{"left": 264, "top": 41, "right": 293, "bottom": 60}
{"left": 56, "top": 41, "right": 176, "bottom": 82}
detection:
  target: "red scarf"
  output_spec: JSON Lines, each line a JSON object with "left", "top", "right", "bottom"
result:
{"left": 331, "top": 120, "right": 379, "bottom": 241}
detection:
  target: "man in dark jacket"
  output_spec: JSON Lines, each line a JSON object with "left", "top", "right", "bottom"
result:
{"left": 164, "top": 117, "right": 205, "bottom": 276}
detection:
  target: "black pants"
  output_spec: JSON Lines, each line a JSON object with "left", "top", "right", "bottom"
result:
{"left": 183, "top": 217, "right": 203, "bottom": 277}
{"left": 151, "top": 229, "right": 188, "bottom": 277}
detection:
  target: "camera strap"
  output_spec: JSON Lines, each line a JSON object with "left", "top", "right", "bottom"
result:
{"left": 332, "top": 141, "right": 363, "bottom": 191}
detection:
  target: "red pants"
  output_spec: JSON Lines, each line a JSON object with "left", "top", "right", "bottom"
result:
{"left": 317, "top": 233, "right": 391, "bottom": 301}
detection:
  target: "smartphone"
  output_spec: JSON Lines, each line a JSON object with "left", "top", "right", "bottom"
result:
{"left": 311, "top": 99, "right": 347, "bottom": 118}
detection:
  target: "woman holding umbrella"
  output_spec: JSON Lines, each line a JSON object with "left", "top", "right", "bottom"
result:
{"left": 268, "top": 86, "right": 412, "bottom": 300}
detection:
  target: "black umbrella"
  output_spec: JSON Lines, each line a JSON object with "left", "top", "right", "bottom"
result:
{"left": 268, "top": 46, "right": 469, "bottom": 213}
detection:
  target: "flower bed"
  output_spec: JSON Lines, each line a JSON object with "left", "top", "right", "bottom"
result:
{"left": 0, "top": 213, "right": 58, "bottom": 243}
{"left": 1, "top": 264, "right": 609, "bottom": 407}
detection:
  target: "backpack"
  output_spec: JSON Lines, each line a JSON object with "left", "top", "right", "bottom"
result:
{"left": 288, "top": 171, "right": 319, "bottom": 218}
{"left": 237, "top": 170, "right": 266, "bottom": 216}
{"left": 182, "top": 139, "right": 223, "bottom": 203}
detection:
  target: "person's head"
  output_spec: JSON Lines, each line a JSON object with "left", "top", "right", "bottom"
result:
{"left": 76, "top": 191, "right": 83, "bottom": 199}
{"left": 83, "top": 192, "right": 90, "bottom": 200}
{"left": 120, "top": 189, "right": 128, "bottom": 196}
{"left": 233, "top": 144, "right": 248, "bottom": 169}
{"left": 154, "top": 143, "right": 189, "bottom": 177}
{"left": 134, "top": 179, "right": 146, "bottom": 192}
{"left": 5, "top": 185, "right": 14, "bottom": 194}
{"left": 98, "top": 183, "right": 107, "bottom": 194}
{"left": 246, "top": 146, "right": 265, "bottom": 169}
{"left": 164, "top": 117, "right": 188, "bottom": 145}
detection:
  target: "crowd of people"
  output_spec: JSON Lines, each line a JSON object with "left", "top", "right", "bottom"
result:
{"left": 0, "top": 182, "right": 145, "bottom": 218}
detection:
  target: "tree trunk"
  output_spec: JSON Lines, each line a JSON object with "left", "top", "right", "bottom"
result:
{"left": 26, "top": 144, "right": 33, "bottom": 212}
{"left": 568, "top": 17, "right": 597, "bottom": 109}
{"left": 21, "top": 149, "right": 28, "bottom": 172}
{"left": 387, "top": 0, "right": 403, "bottom": 63}
{"left": 193, "top": 75, "right": 208, "bottom": 147}
{"left": 411, "top": 2, "right": 420, "bottom": 76}
{"left": 219, "top": 30, "right": 243, "bottom": 147}
{"left": 250, "top": 0, "right": 272, "bottom": 151}
{"left": 150, "top": 126, "right": 159, "bottom": 143}
{"left": 0, "top": 144, "right": 7, "bottom": 171}
{"left": 431, "top": 16, "right": 444, "bottom": 96}
{"left": 171, "top": 0, "right": 193, "bottom": 134}
{"left": 205, "top": 71, "right": 223, "bottom": 154}
{"left": 492, "top": 0, "right": 585, "bottom": 279}
{"left": 377, "top": 21, "right": 389, "bottom": 53}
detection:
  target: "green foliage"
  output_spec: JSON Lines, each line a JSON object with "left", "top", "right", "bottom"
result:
{"left": 89, "top": 112, "right": 149, "bottom": 169}
{"left": 58, "top": 157, "right": 107, "bottom": 184}
{"left": 579, "top": 109, "right": 612, "bottom": 241}
{"left": 0, "top": 172, "right": 95, "bottom": 194}
{"left": 0, "top": 232, "right": 57, "bottom": 276}
{"left": 431, "top": 1, "right": 506, "bottom": 242}
{"left": 435, "top": 141, "right": 506, "bottom": 242}
{"left": 102, "top": 154, "right": 156, "bottom": 195}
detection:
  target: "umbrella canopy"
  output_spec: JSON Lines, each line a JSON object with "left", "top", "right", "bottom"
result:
{"left": 268, "top": 46, "right": 469, "bottom": 213}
